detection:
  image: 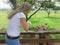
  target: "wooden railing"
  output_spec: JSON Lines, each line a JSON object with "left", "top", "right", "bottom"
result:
{"left": 0, "top": 30, "right": 60, "bottom": 45}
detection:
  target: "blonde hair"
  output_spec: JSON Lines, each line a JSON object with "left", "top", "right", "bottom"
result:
{"left": 8, "top": 2, "right": 32, "bottom": 19}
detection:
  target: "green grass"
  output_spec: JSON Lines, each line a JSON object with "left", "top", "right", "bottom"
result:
{"left": 0, "top": 11, "right": 60, "bottom": 29}
{"left": 0, "top": 11, "right": 8, "bottom": 30}
{"left": 0, "top": 10, "right": 60, "bottom": 38}
{"left": 29, "top": 11, "right": 60, "bottom": 30}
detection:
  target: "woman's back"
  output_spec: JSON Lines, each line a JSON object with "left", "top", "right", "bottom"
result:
{"left": 7, "top": 12, "right": 26, "bottom": 37}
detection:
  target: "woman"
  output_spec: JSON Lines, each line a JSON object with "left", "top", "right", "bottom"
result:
{"left": 5, "top": 2, "right": 32, "bottom": 45}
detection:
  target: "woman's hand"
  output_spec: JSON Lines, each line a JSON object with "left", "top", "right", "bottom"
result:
{"left": 27, "top": 21, "right": 32, "bottom": 26}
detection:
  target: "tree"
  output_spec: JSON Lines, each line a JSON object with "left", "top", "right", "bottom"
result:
{"left": 41, "top": 1, "right": 55, "bottom": 18}
{"left": 53, "top": 6, "right": 60, "bottom": 13}
{"left": 9, "top": 0, "right": 55, "bottom": 20}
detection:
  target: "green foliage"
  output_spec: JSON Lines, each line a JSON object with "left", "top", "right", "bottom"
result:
{"left": 26, "top": 0, "right": 34, "bottom": 5}
{"left": 53, "top": 6, "right": 60, "bottom": 10}
{"left": 17, "top": 0, "right": 35, "bottom": 6}
{"left": 17, "top": 0, "right": 24, "bottom": 5}
{"left": 41, "top": 1, "right": 55, "bottom": 9}
{"left": 58, "top": 0, "right": 60, "bottom": 1}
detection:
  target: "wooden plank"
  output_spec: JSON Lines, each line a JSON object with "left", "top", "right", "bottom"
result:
{"left": 0, "top": 39, "right": 60, "bottom": 43}
{"left": 0, "top": 30, "right": 60, "bottom": 34}
{"left": 20, "top": 39, "right": 60, "bottom": 43}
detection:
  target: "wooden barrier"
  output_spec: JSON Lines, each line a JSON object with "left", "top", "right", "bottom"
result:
{"left": 0, "top": 38, "right": 60, "bottom": 43}
{"left": 0, "top": 30, "right": 60, "bottom": 44}
{"left": 0, "top": 30, "right": 60, "bottom": 34}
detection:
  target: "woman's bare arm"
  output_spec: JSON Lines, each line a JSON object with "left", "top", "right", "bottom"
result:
{"left": 20, "top": 18, "right": 29, "bottom": 32}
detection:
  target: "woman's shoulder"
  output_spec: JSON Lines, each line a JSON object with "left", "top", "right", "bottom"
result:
{"left": 17, "top": 12, "right": 26, "bottom": 18}
{"left": 18, "top": 12, "right": 25, "bottom": 15}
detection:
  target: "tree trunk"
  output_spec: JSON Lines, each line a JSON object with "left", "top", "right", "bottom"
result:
{"left": 10, "top": 0, "right": 17, "bottom": 10}
{"left": 47, "top": 10, "right": 50, "bottom": 18}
